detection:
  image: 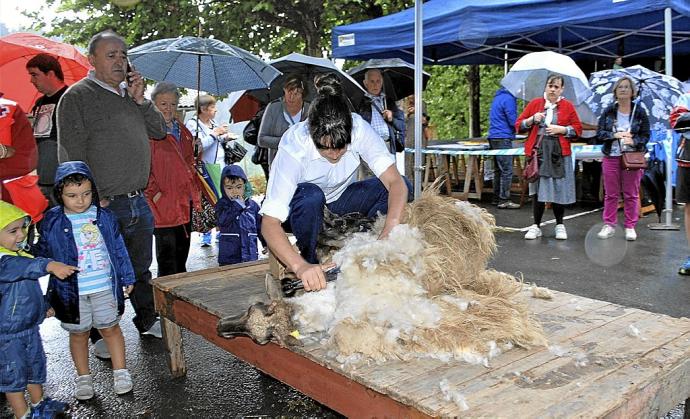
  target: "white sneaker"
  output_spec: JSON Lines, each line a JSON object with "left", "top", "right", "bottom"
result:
{"left": 142, "top": 319, "right": 162, "bottom": 339}
{"left": 625, "top": 228, "right": 637, "bottom": 241}
{"left": 93, "top": 338, "right": 111, "bottom": 360}
{"left": 113, "top": 369, "right": 133, "bottom": 395}
{"left": 555, "top": 224, "right": 568, "bottom": 240}
{"left": 75, "top": 374, "right": 94, "bottom": 400}
{"left": 524, "top": 224, "right": 542, "bottom": 240}
{"left": 597, "top": 224, "right": 616, "bottom": 239}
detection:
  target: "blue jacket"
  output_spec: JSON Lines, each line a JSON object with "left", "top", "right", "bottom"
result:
{"left": 32, "top": 161, "right": 135, "bottom": 324}
{"left": 356, "top": 94, "right": 406, "bottom": 153}
{"left": 0, "top": 255, "right": 50, "bottom": 336}
{"left": 216, "top": 165, "right": 262, "bottom": 265}
{"left": 488, "top": 87, "right": 517, "bottom": 140}
{"left": 596, "top": 102, "right": 650, "bottom": 156}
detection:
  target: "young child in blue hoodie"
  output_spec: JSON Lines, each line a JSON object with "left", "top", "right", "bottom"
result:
{"left": 216, "top": 164, "right": 263, "bottom": 266}
{"left": 33, "top": 161, "right": 136, "bottom": 401}
{"left": 0, "top": 201, "right": 72, "bottom": 419}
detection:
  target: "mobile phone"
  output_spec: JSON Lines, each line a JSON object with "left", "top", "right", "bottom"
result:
{"left": 126, "top": 60, "right": 133, "bottom": 86}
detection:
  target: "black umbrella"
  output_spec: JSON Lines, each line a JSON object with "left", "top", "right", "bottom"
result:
{"left": 642, "top": 159, "right": 665, "bottom": 221}
{"left": 347, "top": 58, "right": 430, "bottom": 101}
{"left": 247, "top": 53, "right": 366, "bottom": 106}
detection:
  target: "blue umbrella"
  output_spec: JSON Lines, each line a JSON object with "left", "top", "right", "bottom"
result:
{"left": 586, "top": 65, "right": 685, "bottom": 132}
{"left": 128, "top": 36, "right": 280, "bottom": 95}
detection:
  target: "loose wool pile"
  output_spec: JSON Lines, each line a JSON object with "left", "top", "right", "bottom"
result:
{"left": 289, "top": 189, "right": 547, "bottom": 365}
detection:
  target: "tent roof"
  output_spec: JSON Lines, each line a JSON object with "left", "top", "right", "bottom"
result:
{"left": 331, "top": 0, "right": 690, "bottom": 65}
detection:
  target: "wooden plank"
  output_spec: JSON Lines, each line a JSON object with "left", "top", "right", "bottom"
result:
{"left": 152, "top": 264, "right": 690, "bottom": 417}
{"left": 161, "top": 293, "right": 431, "bottom": 418}
{"left": 152, "top": 260, "right": 268, "bottom": 292}
{"left": 320, "top": 296, "right": 624, "bottom": 415}
{"left": 427, "top": 311, "right": 690, "bottom": 417}
{"left": 161, "top": 317, "right": 186, "bottom": 378}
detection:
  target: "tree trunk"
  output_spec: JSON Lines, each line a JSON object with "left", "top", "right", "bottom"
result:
{"left": 468, "top": 65, "right": 481, "bottom": 138}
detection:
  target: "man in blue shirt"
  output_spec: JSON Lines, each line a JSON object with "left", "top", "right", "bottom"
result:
{"left": 488, "top": 87, "right": 519, "bottom": 208}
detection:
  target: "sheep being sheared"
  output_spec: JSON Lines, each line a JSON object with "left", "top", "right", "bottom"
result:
{"left": 218, "top": 188, "right": 547, "bottom": 365}
{"left": 290, "top": 188, "right": 546, "bottom": 365}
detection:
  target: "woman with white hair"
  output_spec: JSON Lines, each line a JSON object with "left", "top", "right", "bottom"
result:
{"left": 146, "top": 82, "right": 201, "bottom": 275}
{"left": 595, "top": 76, "right": 650, "bottom": 241}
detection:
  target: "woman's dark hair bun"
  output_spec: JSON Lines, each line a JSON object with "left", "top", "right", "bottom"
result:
{"left": 314, "top": 73, "right": 343, "bottom": 97}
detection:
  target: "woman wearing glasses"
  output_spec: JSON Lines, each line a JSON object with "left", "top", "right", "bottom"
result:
{"left": 595, "top": 76, "right": 650, "bottom": 241}
{"left": 258, "top": 74, "right": 310, "bottom": 169}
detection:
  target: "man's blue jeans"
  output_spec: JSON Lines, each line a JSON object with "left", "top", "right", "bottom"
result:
{"left": 283, "top": 177, "right": 413, "bottom": 264}
{"left": 489, "top": 138, "right": 514, "bottom": 202}
{"left": 107, "top": 194, "right": 157, "bottom": 333}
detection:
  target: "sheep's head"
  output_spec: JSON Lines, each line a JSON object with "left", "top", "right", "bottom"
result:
{"left": 217, "top": 300, "right": 301, "bottom": 347}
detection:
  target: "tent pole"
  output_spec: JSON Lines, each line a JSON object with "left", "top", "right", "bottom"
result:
{"left": 504, "top": 44, "right": 508, "bottom": 75}
{"left": 649, "top": 7, "right": 679, "bottom": 231}
{"left": 413, "top": 0, "right": 423, "bottom": 199}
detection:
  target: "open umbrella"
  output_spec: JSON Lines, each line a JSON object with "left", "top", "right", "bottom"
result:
{"left": 585, "top": 65, "right": 685, "bottom": 132}
{"left": 0, "top": 32, "right": 91, "bottom": 111}
{"left": 501, "top": 51, "right": 591, "bottom": 105}
{"left": 128, "top": 36, "right": 281, "bottom": 95}
{"left": 347, "top": 58, "right": 430, "bottom": 101}
{"left": 129, "top": 36, "right": 279, "bottom": 205}
{"left": 248, "top": 53, "right": 366, "bottom": 106}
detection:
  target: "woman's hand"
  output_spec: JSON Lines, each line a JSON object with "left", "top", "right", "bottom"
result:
{"left": 47, "top": 262, "right": 79, "bottom": 279}
{"left": 46, "top": 308, "right": 55, "bottom": 318}
{"left": 545, "top": 124, "right": 566, "bottom": 136}
{"left": 616, "top": 131, "right": 634, "bottom": 145}
{"left": 0, "top": 145, "right": 16, "bottom": 159}
{"left": 294, "top": 261, "right": 336, "bottom": 291}
{"left": 532, "top": 112, "right": 545, "bottom": 125}
{"left": 124, "top": 285, "right": 134, "bottom": 295}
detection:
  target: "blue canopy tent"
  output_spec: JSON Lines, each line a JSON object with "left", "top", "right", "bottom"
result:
{"left": 333, "top": 0, "right": 690, "bottom": 215}
{"left": 332, "top": 0, "right": 690, "bottom": 65}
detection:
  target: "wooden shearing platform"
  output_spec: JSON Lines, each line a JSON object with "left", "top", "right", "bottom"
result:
{"left": 152, "top": 261, "right": 690, "bottom": 418}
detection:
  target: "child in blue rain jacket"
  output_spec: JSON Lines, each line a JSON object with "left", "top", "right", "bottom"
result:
{"left": 32, "top": 161, "right": 136, "bottom": 400}
{"left": 0, "top": 201, "right": 73, "bottom": 419}
{"left": 216, "top": 164, "right": 263, "bottom": 265}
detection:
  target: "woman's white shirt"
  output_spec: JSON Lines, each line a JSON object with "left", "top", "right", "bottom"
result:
{"left": 260, "top": 113, "right": 395, "bottom": 222}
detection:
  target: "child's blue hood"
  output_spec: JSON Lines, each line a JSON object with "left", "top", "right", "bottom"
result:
{"left": 221, "top": 164, "right": 248, "bottom": 183}
{"left": 53, "top": 161, "right": 99, "bottom": 205}
{"left": 220, "top": 164, "right": 251, "bottom": 200}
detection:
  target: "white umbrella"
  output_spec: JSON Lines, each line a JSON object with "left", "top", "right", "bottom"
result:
{"left": 501, "top": 51, "right": 592, "bottom": 105}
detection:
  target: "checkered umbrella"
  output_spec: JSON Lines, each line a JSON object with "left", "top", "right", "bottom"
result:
{"left": 585, "top": 65, "right": 685, "bottom": 132}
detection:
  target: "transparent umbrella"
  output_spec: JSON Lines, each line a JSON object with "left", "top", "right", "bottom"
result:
{"left": 501, "top": 51, "right": 591, "bottom": 105}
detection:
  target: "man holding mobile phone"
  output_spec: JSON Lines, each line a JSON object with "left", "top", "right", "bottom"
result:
{"left": 57, "top": 30, "right": 167, "bottom": 346}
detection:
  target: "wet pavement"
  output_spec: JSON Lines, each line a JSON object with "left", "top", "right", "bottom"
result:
{"left": 1, "top": 196, "right": 688, "bottom": 418}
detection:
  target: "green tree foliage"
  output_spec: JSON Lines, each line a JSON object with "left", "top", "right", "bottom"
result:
{"left": 28, "top": 0, "right": 501, "bottom": 138}
{"left": 29, "top": 0, "right": 413, "bottom": 57}
{"left": 424, "top": 65, "right": 505, "bottom": 139}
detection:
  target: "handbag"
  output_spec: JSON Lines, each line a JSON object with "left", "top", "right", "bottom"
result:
{"left": 251, "top": 146, "right": 269, "bottom": 165}
{"left": 191, "top": 194, "right": 216, "bottom": 233}
{"left": 392, "top": 129, "right": 405, "bottom": 153}
{"left": 620, "top": 151, "right": 647, "bottom": 170}
{"left": 223, "top": 141, "right": 248, "bottom": 165}
{"left": 522, "top": 132, "right": 544, "bottom": 183}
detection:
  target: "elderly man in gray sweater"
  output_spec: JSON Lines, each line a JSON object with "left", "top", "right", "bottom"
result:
{"left": 57, "top": 30, "right": 166, "bottom": 342}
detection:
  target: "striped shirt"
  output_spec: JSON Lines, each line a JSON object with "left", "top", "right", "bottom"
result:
{"left": 66, "top": 206, "right": 112, "bottom": 295}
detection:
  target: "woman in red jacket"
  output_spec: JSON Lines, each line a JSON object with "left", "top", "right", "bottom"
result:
{"left": 145, "top": 82, "right": 201, "bottom": 276}
{"left": 516, "top": 74, "right": 582, "bottom": 240}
